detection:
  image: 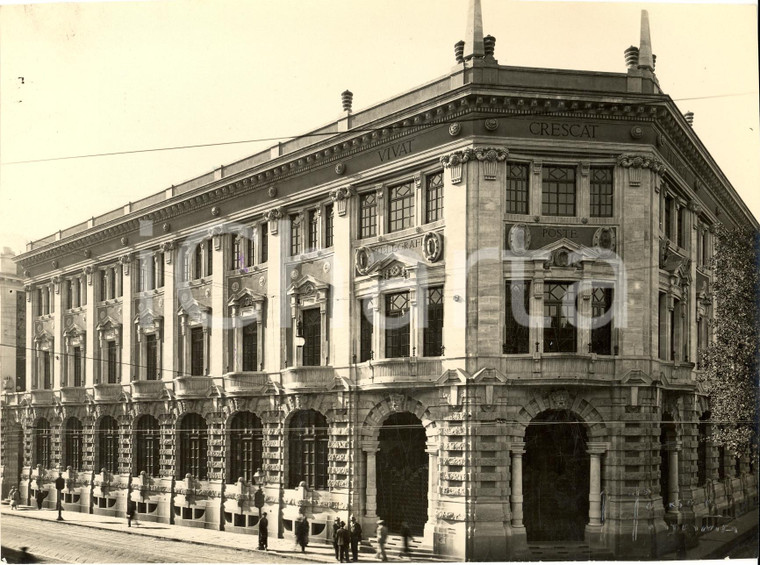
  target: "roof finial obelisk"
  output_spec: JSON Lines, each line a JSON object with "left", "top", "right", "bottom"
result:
{"left": 463, "top": 0, "right": 485, "bottom": 60}
{"left": 637, "top": 10, "right": 654, "bottom": 71}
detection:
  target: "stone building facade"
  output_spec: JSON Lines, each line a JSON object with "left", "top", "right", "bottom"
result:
{"left": 1, "top": 4, "right": 757, "bottom": 561}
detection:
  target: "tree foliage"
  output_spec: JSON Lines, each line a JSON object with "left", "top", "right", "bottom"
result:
{"left": 698, "top": 225, "right": 759, "bottom": 458}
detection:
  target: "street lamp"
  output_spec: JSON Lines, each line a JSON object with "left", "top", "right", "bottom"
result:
{"left": 252, "top": 469, "right": 265, "bottom": 518}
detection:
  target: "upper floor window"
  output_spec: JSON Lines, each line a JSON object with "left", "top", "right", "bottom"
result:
{"left": 307, "top": 210, "right": 319, "bottom": 252}
{"left": 230, "top": 233, "right": 255, "bottom": 270}
{"left": 542, "top": 166, "right": 576, "bottom": 216}
{"left": 677, "top": 206, "right": 686, "bottom": 248}
{"left": 590, "top": 168, "right": 613, "bottom": 218}
{"left": 423, "top": 286, "right": 444, "bottom": 357}
{"left": 301, "top": 308, "right": 321, "bottom": 367}
{"left": 506, "top": 163, "right": 529, "bottom": 215}
{"left": 73, "top": 346, "right": 83, "bottom": 387}
{"left": 590, "top": 286, "right": 613, "bottom": 355}
{"left": 145, "top": 334, "right": 159, "bottom": 380}
{"left": 360, "top": 298, "right": 373, "bottom": 362}
{"left": 183, "top": 240, "right": 213, "bottom": 282}
{"left": 425, "top": 171, "right": 444, "bottom": 223}
{"left": 664, "top": 195, "right": 674, "bottom": 241}
{"left": 107, "top": 340, "right": 118, "bottom": 383}
{"left": 325, "top": 204, "right": 335, "bottom": 248}
{"left": 290, "top": 214, "right": 301, "bottom": 256}
{"left": 190, "top": 327, "right": 205, "bottom": 376}
{"left": 138, "top": 254, "right": 163, "bottom": 292}
{"left": 544, "top": 282, "right": 577, "bottom": 353}
{"left": 388, "top": 181, "right": 415, "bottom": 232}
{"left": 359, "top": 193, "right": 377, "bottom": 239}
{"left": 99, "top": 266, "right": 122, "bottom": 301}
{"left": 504, "top": 281, "right": 530, "bottom": 354}
{"left": 385, "top": 291, "right": 410, "bottom": 358}
{"left": 260, "top": 223, "right": 269, "bottom": 264}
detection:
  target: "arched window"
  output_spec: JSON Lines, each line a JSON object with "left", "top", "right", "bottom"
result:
{"left": 98, "top": 416, "right": 119, "bottom": 473}
{"left": 287, "top": 410, "right": 328, "bottom": 489}
{"left": 179, "top": 413, "right": 207, "bottom": 480}
{"left": 135, "top": 415, "right": 160, "bottom": 477}
{"left": 64, "top": 418, "right": 83, "bottom": 471}
{"left": 228, "top": 411, "right": 263, "bottom": 483}
{"left": 34, "top": 419, "right": 51, "bottom": 469}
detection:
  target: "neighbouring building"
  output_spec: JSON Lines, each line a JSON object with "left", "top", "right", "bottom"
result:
{"left": 1, "top": 2, "right": 757, "bottom": 560}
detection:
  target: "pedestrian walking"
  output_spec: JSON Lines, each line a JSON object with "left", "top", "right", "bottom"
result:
{"left": 376, "top": 519, "right": 388, "bottom": 562}
{"left": 10, "top": 487, "right": 20, "bottom": 510}
{"left": 337, "top": 521, "right": 351, "bottom": 563}
{"left": 34, "top": 488, "right": 48, "bottom": 510}
{"left": 332, "top": 516, "right": 342, "bottom": 560}
{"left": 399, "top": 521, "right": 413, "bottom": 559}
{"left": 126, "top": 498, "right": 138, "bottom": 527}
{"left": 349, "top": 515, "right": 363, "bottom": 562}
{"left": 295, "top": 514, "right": 309, "bottom": 552}
{"left": 258, "top": 511, "right": 269, "bottom": 550}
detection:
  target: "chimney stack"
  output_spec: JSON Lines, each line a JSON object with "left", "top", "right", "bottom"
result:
{"left": 684, "top": 112, "right": 694, "bottom": 127}
{"left": 454, "top": 40, "right": 465, "bottom": 64}
{"left": 341, "top": 90, "right": 353, "bottom": 113}
{"left": 624, "top": 46, "right": 639, "bottom": 69}
{"left": 483, "top": 35, "right": 496, "bottom": 59}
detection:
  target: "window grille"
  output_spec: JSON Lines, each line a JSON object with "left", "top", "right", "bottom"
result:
{"left": 65, "top": 418, "right": 83, "bottom": 471}
{"left": 504, "top": 281, "right": 530, "bottom": 353}
{"left": 543, "top": 282, "right": 577, "bottom": 352}
{"left": 359, "top": 193, "right": 377, "bottom": 239}
{"left": 388, "top": 182, "right": 415, "bottom": 232}
{"left": 590, "top": 286, "right": 613, "bottom": 355}
{"left": 179, "top": 413, "right": 208, "bottom": 480}
{"left": 385, "top": 292, "right": 410, "bottom": 358}
{"left": 423, "top": 286, "right": 444, "bottom": 356}
{"left": 287, "top": 410, "right": 328, "bottom": 489}
{"left": 425, "top": 171, "right": 444, "bottom": 223}
{"left": 541, "top": 166, "right": 576, "bottom": 216}
{"left": 506, "top": 163, "right": 529, "bottom": 214}
{"left": 135, "top": 415, "right": 160, "bottom": 477}
{"left": 590, "top": 168, "right": 613, "bottom": 217}
{"left": 229, "top": 412, "right": 263, "bottom": 483}
{"left": 98, "top": 416, "right": 119, "bottom": 474}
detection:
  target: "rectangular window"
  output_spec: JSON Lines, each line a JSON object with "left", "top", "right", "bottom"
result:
{"left": 206, "top": 239, "right": 213, "bottom": 276}
{"left": 360, "top": 299, "right": 373, "bottom": 362}
{"left": 191, "top": 328, "right": 204, "bottom": 376}
{"left": 591, "top": 286, "right": 613, "bottom": 355}
{"left": 425, "top": 171, "right": 444, "bottom": 223}
{"left": 325, "top": 204, "right": 334, "bottom": 248}
{"left": 670, "top": 299, "right": 678, "bottom": 361}
{"left": 146, "top": 334, "right": 158, "bottom": 380}
{"left": 541, "top": 166, "right": 576, "bottom": 216}
{"left": 290, "top": 214, "right": 301, "bottom": 256}
{"left": 388, "top": 182, "right": 415, "bottom": 232}
{"left": 260, "top": 223, "right": 269, "bottom": 263}
{"left": 590, "top": 168, "right": 613, "bottom": 217}
{"left": 385, "top": 292, "right": 410, "bottom": 358}
{"left": 664, "top": 196, "right": 673, "bottom": 240}
{"left": 359, "top": 193, "right": 377, "bottom": 239}
{"left": 301, "top": 308, "right": 321, "bottom": 366}
{"left": 543, "top": 282, "right": 577, "bottom": 352}
{"left": 231, "top": 237, "right": 242, "bottom": 270}
{"left": 107, "top": 340, "right": 118, "bottom": 383}
{"left": 65, "top": 280, "right": 73, "bottom": 310}
{"left": 36, "top": 288, "right": 43, "bottom": 316}
{"left": 702, "top": 229, "right": 710, "bottom": 266}
{"left": 116, "top": 267, "right": 122, "bottom": 298}
{"left": 658, "top": 292, "right": 667, "bottom": 360}
{"left": 307, "top": 210, "right": 318, "bottom": 252}
{"left": 194, "top": 245, "right": 202, "bottom": 280}
{"left": 677, "top": 206, "right": 685, "bottom": 248}
{"left": 246, "top": 236, "right": 255, "bottom": 268}
{"left": 423, "top": 286, "right": 444, "bottom": 357}
{"left": 73, "top": 346, "right": 83, "bottom": 387}
{"left": 506, "top": 163, "right": 529, "bottom": 214}
{"left": 100, "top": 271, "right": 108, "bottom": 302}
{"left": 43, "top": 351, "right": 52, "bottom": 389}
{"left": 242, "top": 323, "right": 258, "bottom": 371}
{"left": 505, "top": 281, "right": 530, "bottom": 354}
{"left": 156, "top": 254, "right": 164, "bottom": 288}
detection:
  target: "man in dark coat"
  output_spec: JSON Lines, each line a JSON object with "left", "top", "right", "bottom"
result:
{"left": 337, "top": 521, "right": 351, "bottom": 563}
{"left": 332, "top": 516, "right": 342, "bottom": 560}
{"left": 295, "top": 515, "right": 309, "bottom": 552}
{"left": 34, "top": 488, "right": 48, "bottom": 510}
{"left": 126, "top": 499, "right": 137, "bottom": 527}
{"left": 258, "top": 511, "right": 269, "bottom": 550}
{"left": 349, "top": 515, "right": 363, "bottom": 562}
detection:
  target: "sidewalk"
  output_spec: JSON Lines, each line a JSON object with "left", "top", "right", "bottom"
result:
{"left": 0, "top": 504, "right": 379, "bottom": 564}
{"left": 660, "top": 510, "right": 759, "bottom": 561}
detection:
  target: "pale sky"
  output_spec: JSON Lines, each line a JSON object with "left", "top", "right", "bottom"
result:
{"left": 1, "top": 0, "right": 758, "bottom": 256}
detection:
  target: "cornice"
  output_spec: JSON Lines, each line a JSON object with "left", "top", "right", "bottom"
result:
{"left": 16, "top": 88, "right": 754, "bottom": 272}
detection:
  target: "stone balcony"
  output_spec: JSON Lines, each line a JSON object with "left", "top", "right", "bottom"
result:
{"left": 60, "top": 387, "right": 89, "bottom": 404}
{"left": 356, "top": 357, "right": 444, "bottom": 384}
{"left": 131, "top": 379, "right": 169, "bottom": 400}
{"left": 29, "top": 389, "right": 55, "bottom": 405}
{"left": 280, "top": 366, "right": 335, "bottom": 391}
{"left": 92, "top": 383, "right": 124, "bottom": 403}
{"left": 174, "top": 376, "right": 213, "bottom": 398}
{"left": 223, "top": 372, "right": 269, "bottom": 396}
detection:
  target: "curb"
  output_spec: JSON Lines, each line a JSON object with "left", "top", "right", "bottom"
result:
{"left": 4, "top": 511, "right": 327, "bottom": 563}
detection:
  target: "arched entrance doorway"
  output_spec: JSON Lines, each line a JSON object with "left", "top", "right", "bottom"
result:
{"left": 524, "top": 409, "right": 589, "bottom": 541}
{"left": 1, "top": 420, "right": 24, "bottom": 497}
{"left": 376, "top": 412, "right": 428, "bottom": 535}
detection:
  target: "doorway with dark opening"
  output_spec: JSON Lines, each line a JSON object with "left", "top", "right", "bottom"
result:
{"left": 376, "top": 412, "right": 428, "bottom": 535}
{"left": 524, "top": 409, "right": 589, "bottom": 541}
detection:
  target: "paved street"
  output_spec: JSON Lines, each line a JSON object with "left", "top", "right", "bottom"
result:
{"left": 0, "top": 513, "right": 307, "bottom": 564}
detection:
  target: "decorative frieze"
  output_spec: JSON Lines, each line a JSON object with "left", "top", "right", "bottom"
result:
{"left": 473, "top": 146, "right": 508, "bottom": 180}
{"left": 617, "top": 153, "right": 666, "bottom": 187}
{"left": 440, "top": 148, "right": 474, "bottom": 185}
{"left": 329, "top": 186, "right": 355, "bottom": 217}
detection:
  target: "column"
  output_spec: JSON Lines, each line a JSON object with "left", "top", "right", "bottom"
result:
{"left": 161, "top": 242, "right": 176, "bottom": 381}
{"left": 362, "top": 440, "right": 379, "bottom": 519}
{"left": 586, "top": 442, "right": 609, "bottom": 531}
{"left": 84, "top": 267, "right": 95, "bottom": 387}
{"left": 121, "top": 257, "right": 133, "bottom": 381}
{"left": 210, "top": 231, "right": 226, "bottom": 376}
{"left": 329, "top": 188, "right": 353, "bottom": 368}
{"left": 264, "top": 211, "right": 285, "bottom": 372}
{"left": 26, "top": 289, "right": 34, "bottom": 389}
{"left": 52, "top": 281, "right": 63, "bottom": 389}
{"left": 668, "top": 440, "right": 682, "bottom": 522}
{"left": 510, "top": 441, "right": 525, "bottom": 529}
